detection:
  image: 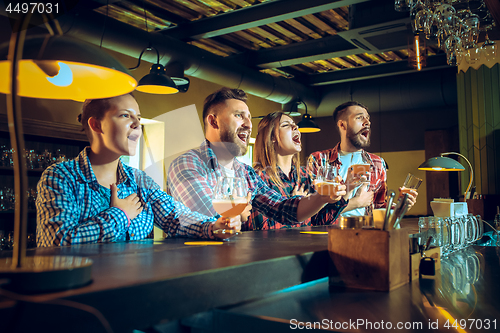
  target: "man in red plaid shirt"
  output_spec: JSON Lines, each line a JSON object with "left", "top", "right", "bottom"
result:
{"left": 308, "top": 101, "right": 417, "bottom": 217}
{"left": 167, "top": 87, "right": 346, "bottom": 227}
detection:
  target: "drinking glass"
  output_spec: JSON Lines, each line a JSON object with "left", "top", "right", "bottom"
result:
{"left": 471, "top": 214, "right": 483, "bottom": 241}
{"left": 306, "top": 153, "right": 328, "bottom": 182}
{"left": 315, "top": 165, "right": 341, "bottom": 197}
{"left": 441, "top": 217, "right": 453, "bottom": 257}
{"left": 212, "top": 176, "right": 248, "bottom": 234}
{"left": 402, "top": 173, "right": 422, "bottom": 190}
{"left": 419, "top": 216, "right": 439, "bottom": 246}
{"left": 463, "top": 214, "right": 477, "bottom": 246}
{"left": 400, "top": 172, "right": 422, "bottom": 199}
{"left": 451, "top": 216, "right": 466, "bottom": 250}
{"left": 433, "top": 217, "right": 444, "bottom": 247}
{"left": 482, "top": 31, "right": 497, "bottom": 61}
{"left": 348, "top": 163, "right": 370, "bottom": 188}
{"left": 465, "top": 46, "right": 481, "bottom": 64}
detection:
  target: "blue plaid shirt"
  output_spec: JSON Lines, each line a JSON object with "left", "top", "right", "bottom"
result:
{"left": 167, "top": 140, "right": 300, "bottom": 225}
{"left": 36, "top": 147, "right": 216, "bottom": 247}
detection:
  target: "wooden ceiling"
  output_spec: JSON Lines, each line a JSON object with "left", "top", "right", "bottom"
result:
{"left": 90, "top": 0, "right": 448, "bottom": 86}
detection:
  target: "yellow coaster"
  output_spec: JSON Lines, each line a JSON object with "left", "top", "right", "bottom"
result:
{"left": 300, "top": 231, "right": 329, "bottom": 235}
{"left": 184, "top": 241, "right": 224, "bottom": 246}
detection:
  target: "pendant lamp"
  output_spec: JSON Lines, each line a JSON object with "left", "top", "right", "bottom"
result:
{"left": 0, "top": 13, "right": 136, "bottom": 293}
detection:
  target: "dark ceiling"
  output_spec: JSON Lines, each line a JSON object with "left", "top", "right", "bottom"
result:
{"left": 1, "top": 0, "right": 498, "bottom": 114}
{"left": 87, "top": 0, "right": 446, "bottom": 84}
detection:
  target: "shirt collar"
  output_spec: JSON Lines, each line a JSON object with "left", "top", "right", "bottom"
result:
{"left": 330, "top": 142, "right": 373, "bottom": 165}
{"left": 75, "top": 147, "right": 135, "bottom": 187}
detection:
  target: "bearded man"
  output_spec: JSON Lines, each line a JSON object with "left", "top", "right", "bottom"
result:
{"left": 167, "top": 87, "right": 347, "bottom": 229}
{"left": 308, "top": 101, "right": 417, "bottom": 217}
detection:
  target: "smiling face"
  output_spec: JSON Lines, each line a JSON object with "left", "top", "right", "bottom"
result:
{"left": 215, "top": 98, "right": 252, "bottom": 157}
{"left": 344, "top": 105, "right": 371, "bottom": 150}
{"left": 97, "top": 94, "right": 142, "bottom": 157}
{"left": 276, "top": 114, "right": 301, "bottom": 156}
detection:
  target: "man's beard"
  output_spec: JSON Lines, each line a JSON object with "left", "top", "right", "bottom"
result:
{"left": 220, "top": 124, "right": 248, "bottom": 157}
{"left": 346, "top": 126, "right": 370, "bottom": 150}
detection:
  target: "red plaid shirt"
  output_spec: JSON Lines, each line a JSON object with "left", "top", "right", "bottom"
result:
{"left": 308, "top": 143, "right": 387, "bottom": 215}
{"left": 167, "top": 140, "right": 301, "bottom": 225}
{"left": 247, "top": 165, "right": 347, "bottom": 230}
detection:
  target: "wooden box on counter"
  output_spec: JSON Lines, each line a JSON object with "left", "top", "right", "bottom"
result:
{"left": 328, "top": 227, "right": 410, "bottom": 292}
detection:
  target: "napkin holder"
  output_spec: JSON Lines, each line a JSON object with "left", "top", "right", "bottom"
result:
{"left": 328, "top": 227, "right": 410, "bottom": 292}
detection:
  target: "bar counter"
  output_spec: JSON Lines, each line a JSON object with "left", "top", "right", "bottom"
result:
{"left": 0, "top": 221, "right": 498, "bottom": 332}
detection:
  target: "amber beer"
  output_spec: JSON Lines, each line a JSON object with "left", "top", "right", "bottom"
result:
{"left": 212, "top": 198, "right": 248, "bottom": 217}
{"left": 315, "top": 181, "right": 341, "bottom": 197}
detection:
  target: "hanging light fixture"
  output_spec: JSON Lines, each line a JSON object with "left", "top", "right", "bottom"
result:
{"left": 0, "top": 35, "right": 137, "bottom": 101}
{"left": 281, "top": 100, "right": 302, "bottom": 117}
{"left": 0, "top": 12, "right": 138, "bottom": 293}
{"left": 165, "top": 61, "right": 190, "bottom": 93}
{"left": 129, "top": 45, "right": 178, "bottom": 94}
{"left": 296, "top": 100, "right": 320, "bottom": 133}
{"left": 397, "top": 0, "right": 495, "bottom": 67}
{"left": 408, "top": 34, "right": 426, "bottom": 71}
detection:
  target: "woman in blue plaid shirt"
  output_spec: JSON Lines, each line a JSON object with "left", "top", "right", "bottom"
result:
{"left": 247, "top": 111, "right": 347, "bottom": 230}
{"left": 36, "top": 93, "right": 239, "bottom": 246}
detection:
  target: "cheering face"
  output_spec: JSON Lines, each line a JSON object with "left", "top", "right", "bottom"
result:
{"left": 344, "top": 105, "right": 371, "bottom": 150}
{"left": 100, "top": 94, "right": 142, "bottom": 157}
{"left": 276, "top": 114, "right": 301, "bottom": 155}
{"left": 217, "top": 99, "right": 252, "bottom": 157}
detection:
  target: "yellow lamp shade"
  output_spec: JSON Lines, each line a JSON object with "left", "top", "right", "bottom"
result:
{"left": 136, "top": 64, "right": 178, "bottom": 94}
{"left": 417, "top": 156, "right": 465, "bottom": 171}
{"left": 297, "top": 113, "right": 321, "bottom": 133}
{"left": 0, "top": 35, "right": 137, "bottom": 100}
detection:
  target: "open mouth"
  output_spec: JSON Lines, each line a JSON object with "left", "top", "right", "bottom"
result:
{"left": 128, "top": 132, "right": 140, "bottom": 142}
{"left": 360, "top": 129, "right": 370, "bottom": 139}
{"left": 237, "top": 132, "right": 248, "bottom": 144}
{"left": 292, "top": 133, "right": 301, "bottom": 145}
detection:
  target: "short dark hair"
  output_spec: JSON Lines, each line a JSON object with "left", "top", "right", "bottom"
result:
{"left": 78, "top": 93, "right": 135, "bottom": 142}
{"left": 332, "top": 101, "right": 368, "bottom": 133}
{"left": 202, "top": 87, "right": 248, "bottom": 130}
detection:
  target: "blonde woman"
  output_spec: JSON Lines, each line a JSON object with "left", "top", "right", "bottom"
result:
{"left": 247, "top": 111, "right": 347, "bottom": 230}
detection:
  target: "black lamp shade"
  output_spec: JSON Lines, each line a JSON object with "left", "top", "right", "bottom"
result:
{"left": 136, "top": 64, "right": 178, "bottom": 94}
{"left": 418, "top": 156, "right": 465, "bottom": 171}
{"left": 297, "top": 113, "right": 320, "bottom": 133}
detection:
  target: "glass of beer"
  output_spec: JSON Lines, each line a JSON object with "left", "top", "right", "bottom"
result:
{"left": 315, "top": 165, "right": 341, "bottom": 198}
{"left": 212, "top": 176, "right": 248, "bottom": 234}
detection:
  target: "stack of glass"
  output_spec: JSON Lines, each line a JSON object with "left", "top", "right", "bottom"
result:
{"left": 418, "top": 214, "right": 484, "bottom": 257}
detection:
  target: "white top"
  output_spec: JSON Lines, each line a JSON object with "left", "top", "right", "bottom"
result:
{"left": 339, "top": 150, "right": 366, "bottom": 217}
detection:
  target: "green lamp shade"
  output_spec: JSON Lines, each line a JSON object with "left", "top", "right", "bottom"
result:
{"left": 136, "top": 64, "right": 179, "bottom": 94}
{"left": 418, "top": 156, "right": 465, "bottom": 171}
{"left": 298, "top": 113, "right": 320, "bottom": 133}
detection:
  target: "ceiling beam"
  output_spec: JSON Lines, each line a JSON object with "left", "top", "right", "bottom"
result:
{"left": 160, "top": 0, "right": 370, "bottom": 40}
{"left": 229, "top": 18, "right": 412, "bottom": 69}
{"left": 231, "top": 34, "right": 358, "bottom": 68}
{"left": 126, "top": 0, "right": 189, "bottom": 26}
{"left": 306, "top": 54, "right": 449, "bottom": 86}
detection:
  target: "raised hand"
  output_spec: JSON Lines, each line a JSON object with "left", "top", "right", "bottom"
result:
{"left": 110, "top": 183, "right": 143, "bottom": 220}
{"left": 399, "top": 187, "right": 418, "bottom": 211}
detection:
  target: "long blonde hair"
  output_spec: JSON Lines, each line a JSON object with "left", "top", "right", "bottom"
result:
{"left": 254, "top": 111, "right": 301, "bottom": 187}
